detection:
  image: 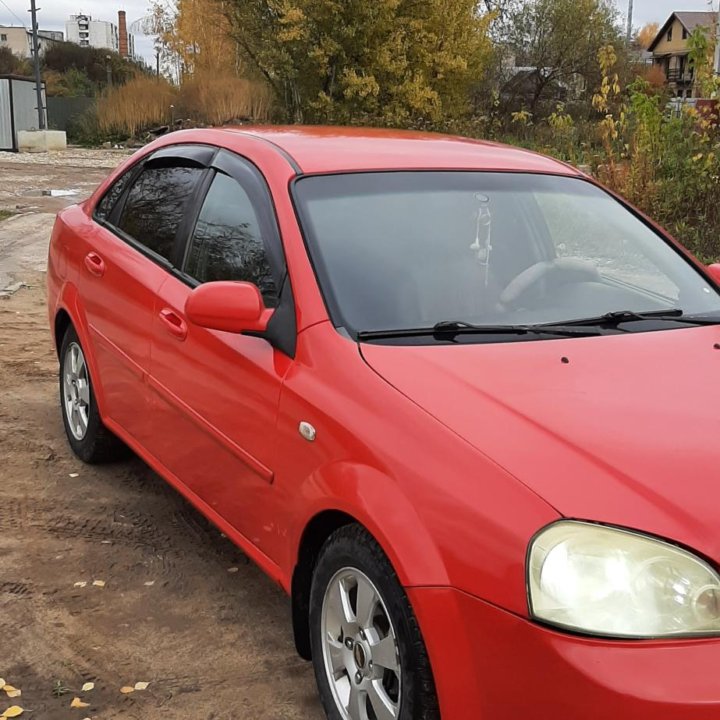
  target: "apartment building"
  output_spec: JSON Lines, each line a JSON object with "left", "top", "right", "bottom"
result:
{"left": 64, "top": 12, "right": 135, "bottom": 59}
{"left": 0, "top": 26, "right": 62, "bottom": 58}
{"left": 65, "top": 14, "right": 119, "bottom": 53}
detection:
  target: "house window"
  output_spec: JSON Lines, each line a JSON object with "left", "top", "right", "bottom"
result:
{"left": 667, "top": 28, "right": 673, "bottom": 42}
{"left": 0, "top": 34, "right": 7, "bottom": 42}
{"left": 682, "top": 28, "right": 688, "bottom": 40}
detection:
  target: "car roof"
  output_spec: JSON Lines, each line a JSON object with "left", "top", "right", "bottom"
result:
{"left": 218, "top": 126, "right": 580, "bottom": 176}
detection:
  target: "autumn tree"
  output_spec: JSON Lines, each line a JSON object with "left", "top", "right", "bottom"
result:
{"left": 636, "top": 22, "right": 659, "bottom": 50}
{"left": 688, "top": 25, "right": 717, "bottom": 98}
{"left": 501, "top": 0, "right": 623, "bottom": 113}
{"left": 152, "top": 0, "right": 241, "bottom": 77}
{"left": 223, "top": 0, "right": 493, "bottom": 125}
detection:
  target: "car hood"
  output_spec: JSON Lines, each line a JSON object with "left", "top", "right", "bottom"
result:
{"left": 361, "top": 327, "right": 720, "bottom": 564}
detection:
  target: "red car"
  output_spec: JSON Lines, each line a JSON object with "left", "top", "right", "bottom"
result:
{"left": 48, "top": 127, "right": 720, "bottom": 720}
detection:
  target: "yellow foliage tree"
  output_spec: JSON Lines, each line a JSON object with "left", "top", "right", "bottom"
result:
{"left": 152, "top": 0, "right": 241, "bottom": 76}
{"left": 636, "top": 22, "right": 659, "bottom": 50}
{"left": 224, "top": 0, "right": 493, "bottom": 125}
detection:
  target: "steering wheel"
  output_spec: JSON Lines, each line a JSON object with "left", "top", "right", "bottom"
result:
{"left": 500, "top": 258, "right": 600, "bottom": 309}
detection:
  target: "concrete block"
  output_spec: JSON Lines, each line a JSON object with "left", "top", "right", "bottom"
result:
{"left": 17, "top": 130, "right": 67, "bottom": 153}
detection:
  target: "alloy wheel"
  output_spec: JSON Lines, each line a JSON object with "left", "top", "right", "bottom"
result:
{"left": 62, "top": 341, "right": 90, "bottom": 441}
{"left": 321, "top": 567, "right": 402, "bottom": 720}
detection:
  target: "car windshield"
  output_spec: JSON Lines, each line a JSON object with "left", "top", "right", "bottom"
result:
{"left": 293, "top": 172, "right": 720, "bottom": 340}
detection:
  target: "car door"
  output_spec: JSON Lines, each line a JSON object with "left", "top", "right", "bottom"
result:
{"left": 146, "top": 149, "right": 295, "bottom": 557}
{"left": 78, "top": 148, "right": 209, "bottom": 446}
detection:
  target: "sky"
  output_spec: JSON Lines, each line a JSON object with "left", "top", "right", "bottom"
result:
{"left": 0, "top": 0, "right": 156, "bottom": 62}
{"left": 0, "top": 0, "right": 715, "bottom": 64}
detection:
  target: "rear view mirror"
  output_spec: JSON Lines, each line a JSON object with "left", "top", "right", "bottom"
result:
{"left": 185, "top": 281, "right": 273, "bottom": 334}
{"left": 707, "top": 264, "right": 720, "bottom": 285}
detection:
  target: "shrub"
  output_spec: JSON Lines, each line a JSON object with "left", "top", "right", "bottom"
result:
{"left": 44, "top": 68, "right": 94, "bottom": 97}
{"left": 0, "top": 46, "right": 30, "bottom": 75}
{"left": 576, "top": 49, "right": 720, "bottom": 261}
{"left": 65, "top": 104, "right": 126, "bottom": 146}
{"left": 43, "top": 42, "right": 147, "bottom": 88}
{"left": 491, "top": 46, "right": 720, "bottom": 261}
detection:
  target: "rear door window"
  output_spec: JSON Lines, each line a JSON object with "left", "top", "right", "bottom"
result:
{"left": 95, "top": 168, "right": 135, "bottom": 223}
{"left": 117, "top": 165, "right": 204, "bottom": 263}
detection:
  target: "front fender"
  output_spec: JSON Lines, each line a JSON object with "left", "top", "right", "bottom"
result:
{"left": 289, "top": 459, "right": 450, "bottom": 588}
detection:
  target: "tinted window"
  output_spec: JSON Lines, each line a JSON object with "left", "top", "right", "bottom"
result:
{"left": 117, "top": 165, "right": 203, "bottom": 262}
{"left": 95, "top": 168, "right": 134, "bottom": 223}
{"left": 185, "top": 172, "right": 277, "bottom": 305}
{"left": 534, "top": 190, "right": 680, "bottom": 299}
{"left": 294, "top": 172, "right": 720, "bottom": 335}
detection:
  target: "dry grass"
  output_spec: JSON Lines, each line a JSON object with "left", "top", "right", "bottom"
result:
{"left": 95, "top": 72, "right": 272, "bottom": 138}
{"left": 97, "top": 76, "right": 178, "bottom": 137}
{"left": 179, "top": 71, "right": 273, "bottom": 125}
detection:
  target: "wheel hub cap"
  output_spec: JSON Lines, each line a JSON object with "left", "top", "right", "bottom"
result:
{"left": 353, "top": 642, "right": 367, "bottom": 670}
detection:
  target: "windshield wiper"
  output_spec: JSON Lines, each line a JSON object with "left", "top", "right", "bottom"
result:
{"left": 357, "top": 320, "right": 602, "bottom": 341}
{"left": 539, "top": 309, "right": 720, "bottom": 329}
{"left": 357, "top": 309, "right": 720, "bottom": 341}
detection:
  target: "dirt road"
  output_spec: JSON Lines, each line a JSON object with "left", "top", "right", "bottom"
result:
{"left": 0, "top": 152, "right": 323, "bottom": 719}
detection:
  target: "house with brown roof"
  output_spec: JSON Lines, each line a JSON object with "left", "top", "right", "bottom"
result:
{"left": 648, "top": 11, "right": 716, "bottom": 98}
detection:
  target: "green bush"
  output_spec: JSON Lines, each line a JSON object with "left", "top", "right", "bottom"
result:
{"left": 494, "top": 58, "right": 720, "bottom": 262}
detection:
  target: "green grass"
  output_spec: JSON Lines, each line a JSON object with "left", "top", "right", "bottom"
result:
{"left": 0, "top": 209, "right": 14, "bottom": 222}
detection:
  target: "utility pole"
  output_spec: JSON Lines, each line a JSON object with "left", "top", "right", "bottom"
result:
{"left": 715, "top": 7, "right": 720, "bottom": 76}
{"left": 626, "top": 0, "right": 634, "bottom": 42}
{"left": 28, "top": 0, "right": 46, "bottom": 130}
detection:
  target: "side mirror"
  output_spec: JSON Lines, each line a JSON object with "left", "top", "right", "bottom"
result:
{"left": 185, "top": 281, "right": 273, "bottom": 334}
{"left": 707, "top": 264, "right": 720, "bottom": 285}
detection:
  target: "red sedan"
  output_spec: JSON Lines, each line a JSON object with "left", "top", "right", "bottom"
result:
{"left": 48, "top": 127, "right": 720, "bottom": 720}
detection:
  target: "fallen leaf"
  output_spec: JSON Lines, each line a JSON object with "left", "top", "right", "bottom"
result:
{"left": 74, "top": 581, "right": 87, "bottom": 588}
{"left": 133, "top": 682, "right": 149, "bottom": 691}
{"left": 227, "top": 567, "right": 239, "bottom": 573}
{"left": 119, "top": 686, "right": 134, "bottom": 694}
{"left": 143, "top": 581, "right": 154, "bottom": 587}
{"left": 1, "top": 706, "right": 23, "bottom": 717}
{"left": 0, "top": 681, "right": 4, "bottom": 691}
{"left": 81, "top": 682, "right": 94, "bottom": 692}
{"left": 69, "top": 697, "right": 89, "bottom": 709}
{"left": 92, "top": 580, "right": 105, "bottom": 587}
{"left": 4, "top": 687, "right": 20, "bottom": 698}
{"left": 68, "top": 473, "right": 79, "bottom": 478}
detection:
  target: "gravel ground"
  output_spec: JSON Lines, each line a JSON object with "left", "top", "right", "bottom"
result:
{"left": 0, "top": 151, "right": 324, "bottom": 720}
{"left": 0, "top": 148, "right": 135, "bottom": 169}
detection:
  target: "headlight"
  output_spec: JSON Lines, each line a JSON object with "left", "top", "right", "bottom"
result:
{"left": 528, "top": 521, "right": 720, "bottom": 638}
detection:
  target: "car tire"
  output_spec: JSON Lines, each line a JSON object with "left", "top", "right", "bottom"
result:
{"left": 309, "top": 524, "right": 440, "bottom": 720}
{"left": 59, "top": 325, "right": 125, "bottom": 464}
